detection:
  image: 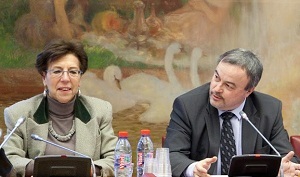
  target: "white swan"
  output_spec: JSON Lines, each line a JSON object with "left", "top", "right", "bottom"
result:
{"left": 165, "top": 43, "right": 202, "bottom": 89}
{"left": 80, "top": 65, "right": 144, "bottom": 113}
{"left": 190, "top": 47, "right": 202, "bottom": 88}
{"left": 103, "top": 64, "right": 122, "bottom": 90}
{"left": 80, "top": 43, "right": 202, "bottom": 122}
{"left": 164, "top": 42, "right": 183, "bottom": 89}
{"left": 120, "top": 42, "right": 185, "bottom": 123}
{"left": 119, "top": 43, "right": 203, "bottom": 123}
{"left": 138, "top": 46, "right": 202, "bottom": 123}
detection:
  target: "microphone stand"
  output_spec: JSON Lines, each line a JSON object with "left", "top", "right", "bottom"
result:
{"left": 31, "top": 134, "right": 97, "bottom": 177}
{"left": 0, "top": 117, "right": 26, "bottom": 149}
{"left": 239, "top": 111, "right": 284, "bottom": 177}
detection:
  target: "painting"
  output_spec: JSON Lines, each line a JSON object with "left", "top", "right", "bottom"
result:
{"left": 1, "top": 0, "right": 300, "bottom": 154}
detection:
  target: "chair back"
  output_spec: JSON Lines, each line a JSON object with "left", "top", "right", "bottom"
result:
{"left": 162, "top": 136, "right": 166, "bottom": 147}
{"left": 290, "top": 135, "right": 300, "bottom": 157}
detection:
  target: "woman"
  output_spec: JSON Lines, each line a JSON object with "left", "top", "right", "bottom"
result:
{"left": 3, "top": 39, "right": 118, "bottom": 177}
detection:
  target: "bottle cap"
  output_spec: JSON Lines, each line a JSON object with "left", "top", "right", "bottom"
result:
{"left": 119, "top": 131, "right": 128, "bottom": 137}
{"left": 141, "top": 129, "right": 150, "bottom": 135}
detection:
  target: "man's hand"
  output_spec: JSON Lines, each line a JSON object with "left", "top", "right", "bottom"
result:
{"left": 280, "top": 151, "right": 300, "bottom": 177}
{"left": 193, "top": 156, "right": 217, "bottom": 177}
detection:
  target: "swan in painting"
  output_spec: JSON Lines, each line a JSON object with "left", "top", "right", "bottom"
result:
{"left": 102, "top": 64, "right": 122, "bottom": 90}
{"left": 120, "top": 43, "right": 203, "bottom": 123}
{"left": 165, "top": 43, "right": 202, "bottom": 89}
{"left": 120, "top": 42, "right": 185, "bottom": 96}
{"left": 190, "top": 47, "right": 202, "bottom": 88}
{"left": 80, "top": 42, "right": 202, "bottom": 122}
{"left": 136, "top": 45, "right": 202, "bottom": 123}
{"left": 80, "top": 65, "right": 145, "bottom": 113}
{"left": 164, "top": 42, "right": 183, "bottom": 89}
{"left": 120, "top": 42, "right": 187, "bottom": 123}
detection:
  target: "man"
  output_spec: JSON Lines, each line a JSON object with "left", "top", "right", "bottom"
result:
{"left": 164, "top": 48, "right": 300, "bottom": 177}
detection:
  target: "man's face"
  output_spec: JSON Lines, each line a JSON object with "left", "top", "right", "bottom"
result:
{"left": 209, "top": 61, "right": 254, "bottom": 111}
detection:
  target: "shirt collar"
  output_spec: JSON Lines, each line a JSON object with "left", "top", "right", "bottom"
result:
{"left": 218, "top": 99, "right": 246, "bottom": 120}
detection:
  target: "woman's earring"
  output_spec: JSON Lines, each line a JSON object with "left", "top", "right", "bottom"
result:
{"left": 43, "top": 88, "right": 47, "bottom": 97}
{"left": 78, "top": 88, "right": 81, "bottom": 97}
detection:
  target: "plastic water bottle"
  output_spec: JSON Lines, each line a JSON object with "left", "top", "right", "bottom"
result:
{"left": 114, "top": 131, "right": 133, "bottom": 177}
{"left": 137, "top": 129, "right": 154, "bottom": 177}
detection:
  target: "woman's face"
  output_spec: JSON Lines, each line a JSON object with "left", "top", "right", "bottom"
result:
{"left": 42, "top": 54, "right": 82, "bottom": 103}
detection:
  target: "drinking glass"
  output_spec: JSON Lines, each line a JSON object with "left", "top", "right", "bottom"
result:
{"left": 154, "top": 148, "right": 171, "bottom": 177}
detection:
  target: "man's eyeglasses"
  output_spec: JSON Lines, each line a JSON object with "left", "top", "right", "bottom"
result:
{"left": 46, "top": 69, "right": 83, "bottom": 78}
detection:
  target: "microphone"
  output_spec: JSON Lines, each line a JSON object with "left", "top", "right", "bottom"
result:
{"left": 31, "top": 134, "right": 96, "bottom": 177}
{"left": 239, "top": 111, "right": 284, "bottom": 177}
{"left": 0, "top": 116, "right": 26, "bottom": 149}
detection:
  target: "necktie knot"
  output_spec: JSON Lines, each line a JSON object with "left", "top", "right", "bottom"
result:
{"left": 221, "top": 112, "right": 235, "bottom": 121}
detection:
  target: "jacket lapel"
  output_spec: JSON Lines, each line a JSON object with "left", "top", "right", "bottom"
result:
{"left": 27, "top": 119, "right": 49, "bottom": 157}
{"left": 206, "top": 106, "right": 221, "bottom": 155}
{"left": 75, "top": 118, "right": 96, "bottom": 158}
{"left": 242, "top": 97, "right": 259, "bottom": 154}
{"left": 205, "top": 105, "right": 220, "bottom": 174}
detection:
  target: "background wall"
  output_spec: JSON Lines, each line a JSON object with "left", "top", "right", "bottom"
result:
{"left": 1, "top": 0, "right": 300, "bottom": 170}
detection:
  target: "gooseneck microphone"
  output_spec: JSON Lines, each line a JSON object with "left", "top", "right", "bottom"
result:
{"left": 31, "top": 134, "right": 88, "bottom": 157}
{"left": 0, "top": 116, "right": 26, "bottom": 149}
{"left": 239, "top": 111, "right": 284, "bottom": 177}
{"left": 31, "top": 134, "right": 96, "bottom": 177}
{"left": 239, "top": 111, "right": 280, "bottom": 156}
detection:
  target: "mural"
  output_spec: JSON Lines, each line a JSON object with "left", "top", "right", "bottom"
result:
{"left": 1, "top": 0, "right": 300, "bottom": 150}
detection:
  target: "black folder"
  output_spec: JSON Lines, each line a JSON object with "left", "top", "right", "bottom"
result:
{"left": 228, "top": 154, "right": 281, "bottom": 177}
{"left": 33, "top": 155, "right": 91, "bottom": 177}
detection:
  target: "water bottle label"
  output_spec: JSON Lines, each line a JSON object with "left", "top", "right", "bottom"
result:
{"left": 115, "top": 154, "right": 132, "bottom": 169}
{"left": 137, "top": 152, "right": 154, "bottom": 168}
{"left": 137, "top": 152, "right": 143, "bottom": 167}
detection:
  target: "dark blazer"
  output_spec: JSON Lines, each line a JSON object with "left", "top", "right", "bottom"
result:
{"left": 164, "top": 83, "right": 299, "bottom": 177}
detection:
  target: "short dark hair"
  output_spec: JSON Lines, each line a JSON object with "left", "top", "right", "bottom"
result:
{"left": 217, "top": 48, "right": 263, "bottom": 90}
{"left": 35, "top": 39, "right": 88, "bottom": 75}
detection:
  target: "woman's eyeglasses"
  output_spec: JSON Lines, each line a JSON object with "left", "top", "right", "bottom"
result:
{"left": 46, "top": 69, "right": 82, "bottom": 78}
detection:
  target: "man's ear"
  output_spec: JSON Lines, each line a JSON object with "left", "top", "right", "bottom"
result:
{"left": 246, "top": 87, "right": 255, "bottom": 97}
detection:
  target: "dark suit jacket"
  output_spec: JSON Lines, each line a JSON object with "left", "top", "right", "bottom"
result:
{"left": 164, "top": 83, "right": 299, "bottom": 177}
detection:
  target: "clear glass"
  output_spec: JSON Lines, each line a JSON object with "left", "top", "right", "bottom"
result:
{"left": 154, "top": 148, "right": 171, "bottom": 177}
{"left": 143, "top": 157, "right": 155, "bottom": 174}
